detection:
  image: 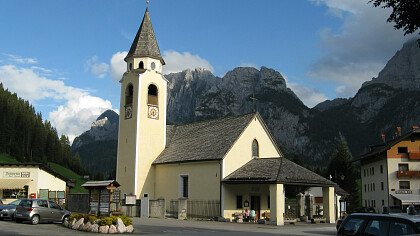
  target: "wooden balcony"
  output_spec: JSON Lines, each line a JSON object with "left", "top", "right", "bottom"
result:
{"left": 397, "top": 170, "right": 420, "bottom": 178}
{"left": 408, "top": 152, "right": 420, "bottom": 160}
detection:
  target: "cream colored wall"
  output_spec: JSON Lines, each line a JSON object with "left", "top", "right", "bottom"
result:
{"left": 37, "top": 169, "right": 66, "bottom": 192}
{"left": 361, "top": 159, "right": 388, "bottom": 212}
{"left": 222, "top": 116, "right": 281, "bottom": 178}
{"left": 222, "top": 184, "right": 270, "bottom": 220}
{"left": 155, "top": 161, "right": 220, "bottom": 211}
{"left": 269, "top": 184, "right": 284, "bottom": 226}
{"left": 322, "top": 186, "right": 335, "bottom": 223}
{"left": 116, "top": 72, "right": 140, "bottom": 196}
{"left": 116, "top": 59, "right": 167, "bottom": 199}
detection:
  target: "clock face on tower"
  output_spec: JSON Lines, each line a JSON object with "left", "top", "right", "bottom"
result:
{"left": 148, "top": 106, "right": 159, "bottom": 119}
{"left": 125, "top": 105, "right": 133, "bottom": 119}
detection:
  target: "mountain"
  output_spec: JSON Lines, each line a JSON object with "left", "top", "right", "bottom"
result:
{"left": 72, "top": 39, "right": 420, "bottom": 176}
{"left": 71, "top": 109, "right": 118, "bottom": 179}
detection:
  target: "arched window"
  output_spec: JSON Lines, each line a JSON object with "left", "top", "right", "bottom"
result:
{"left": 139, "top": 61, "right": 144, "bottom": 69}
{"left": 125, "top": 84, "right": 133, "bottom": 105}
{"left": 147, "top": 84, "right": 158, "bottom": 106}
{"left": 252, "top": 139, "right": 259, "bottom": 157}
{"left": 129, "top": 63, "right": 133, "bottom": 71}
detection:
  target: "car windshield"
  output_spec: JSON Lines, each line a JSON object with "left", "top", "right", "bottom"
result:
{"left": 8, "top": 199, "right": 21, "bottom": 206}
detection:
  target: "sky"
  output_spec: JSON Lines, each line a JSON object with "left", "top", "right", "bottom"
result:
{"left": 0, "top": 0, "right": 415, "bottom": 142}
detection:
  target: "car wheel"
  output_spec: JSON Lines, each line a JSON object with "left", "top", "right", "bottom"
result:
{"left": 31, "top": 215, "right": 40, "bottom": 225}
{"left": 62, "top": 215, "right": 69, "bottom": 225}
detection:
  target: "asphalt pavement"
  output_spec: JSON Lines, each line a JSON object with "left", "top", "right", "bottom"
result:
{"left": 0, "top": 217, "right": 337, "bottom": 236}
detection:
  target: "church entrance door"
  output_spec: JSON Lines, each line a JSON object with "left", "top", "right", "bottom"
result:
{"left": 250, "top": 195, "right": 260, "bottom": 221}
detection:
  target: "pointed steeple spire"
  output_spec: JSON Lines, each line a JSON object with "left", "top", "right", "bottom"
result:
{"left": 125, "top": 8, "right": 165, "bottom": 65}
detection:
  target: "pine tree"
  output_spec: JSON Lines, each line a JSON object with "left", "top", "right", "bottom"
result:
{"left": 327, "top": 134, "right": 360, "bottom": 212}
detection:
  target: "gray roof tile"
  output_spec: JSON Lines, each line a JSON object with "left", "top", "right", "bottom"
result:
{"left": 223, "top": 158, "right": 335, "bottom": 186}
{"left": 153, "top": 113, "right": 256, "bottom": 164}
{"left": 125, "top": 8, "right": 164, "bottom": 64}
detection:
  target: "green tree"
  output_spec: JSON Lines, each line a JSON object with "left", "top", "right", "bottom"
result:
{"left": 370, "top": 0, "right": 420, "bottom": 45}
{"left": 327, "top": 134, "right": 360, "bottom": 212}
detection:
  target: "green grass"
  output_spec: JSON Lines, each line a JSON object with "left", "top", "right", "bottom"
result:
{"left": 0, "top": 153, "right": 21, "bottom": 164}
{"left": 48, "top": 162, "right": 88, "bottom": 193}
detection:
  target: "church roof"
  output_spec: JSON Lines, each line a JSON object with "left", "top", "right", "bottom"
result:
{"left": 223, "top": 157, "right": 336, "bottom": 186}
{"left": 125, "top": 8, "right": 165, "bottom": 64}
{"left": 153, "top": 113, "right": 257, "bottom": 164}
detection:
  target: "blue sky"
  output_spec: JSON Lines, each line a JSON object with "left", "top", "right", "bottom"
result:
{"left": 0, "top": 0, "right": 413, "bottom": 141}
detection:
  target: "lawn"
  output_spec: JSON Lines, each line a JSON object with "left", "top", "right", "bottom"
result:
{"left": 48, "top": 162, "right": 88, "bottom": 193}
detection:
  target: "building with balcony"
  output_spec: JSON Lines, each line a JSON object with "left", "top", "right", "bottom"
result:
{"left": 360, "top": 127, "right": 420, "bottom": 213}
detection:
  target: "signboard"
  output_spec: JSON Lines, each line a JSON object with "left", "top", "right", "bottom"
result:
{"left": 39, "top": 189, "right": 49, "bottom": 199}
{"left": 3, "top": 171, "right": 30, "bottom": 178}
{"left": 90, "top": 202, "right": 98, "bottom": 213}
{"left": 48, "top": 191, "right": 57, "bottom": 199}
{"left": 395, "top": 190, "right": 412, "bottom": 194}
{"left": 57, "top": 191, "right": 65, "bottom": 199}
{"left": 125, "top": 195, "right": 136, "bottom": 205}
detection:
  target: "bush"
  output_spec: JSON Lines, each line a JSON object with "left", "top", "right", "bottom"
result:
{"left": 68, "top": 213, "right": 132, "bottom": 226}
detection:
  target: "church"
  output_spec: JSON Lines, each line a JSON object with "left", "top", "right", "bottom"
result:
{"left": 116, "top": 7, "right": 336, "bottom": 226}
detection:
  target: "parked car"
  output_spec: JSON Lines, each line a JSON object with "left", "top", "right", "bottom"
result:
{"left": 337, "top": 213, "right": 420, "bottom": 236}
{"left": 14, "top": 199, "right": 70, "bottom": 225}
{"left": 0, "top": 199, "right": 21, "bottom": 220}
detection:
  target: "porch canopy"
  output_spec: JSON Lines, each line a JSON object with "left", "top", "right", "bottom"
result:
{"left": 222, "top": 157, "right": 335, "bottom": 186}
{"left": 391, "top": 193, "right": 420, "bottom": 205}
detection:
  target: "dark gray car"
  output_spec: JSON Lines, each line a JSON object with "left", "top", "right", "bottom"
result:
{"left": 14, "top": 199, "right": 70, "bottom": 225}
{"left": 0, "top": 199, "right": 21, "bottom": 220}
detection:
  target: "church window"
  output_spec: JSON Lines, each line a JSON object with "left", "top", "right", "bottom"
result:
{"left": 147, "top": 84, "right": 158, "bottom": 106}
{"left": 151, "top": 62, "right": 156, "bottom": 70}
{"left": 139, "top": 61, "right": 144, "bottom": 69}
{"left": 180, "top": 175, "right": 189, "bottom": 198}
{"left": 252, "top": 139, "right": 259, "bottom": 157}
{"left": 125, "top": 84, "right": 133, "bottom": 105}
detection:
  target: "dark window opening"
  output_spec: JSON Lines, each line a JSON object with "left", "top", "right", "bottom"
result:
{"left": 252, "top": 139, "right": 259, "bottom": 157}
{"left": 236, "top": 195, "right": 243, "bottom": 209}
{"left": 139, "top": 61, "right": 144, "bottom": 69}
{"left": 267, "top": 196, "right": 270, "bottom": 209}
{"left": 381, "top": 182, "right": 384, "bottom": 190}
{"left": 399, "top": 181, "right": 410, "bottom": 190}
{"left": 147, "top": 84, "right": 158, "bottom": 106}
{"left": 125, "top": 84, "right": 133, "bottom": 106}
{"left": 181, "top": 176, "right": 188, "bottom": 198}
{"left": 398, "top": 164, "right": 409, "bottom": 171}
{"left": 398, "top": 147, "right": 408, "bottom": 153}
{"left": 380, "top": 165, "right": 383, "bottom": 174}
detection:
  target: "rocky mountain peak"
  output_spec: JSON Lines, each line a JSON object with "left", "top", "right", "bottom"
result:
{"left": 362, "top": 38, "right": 420, "bottom": 90}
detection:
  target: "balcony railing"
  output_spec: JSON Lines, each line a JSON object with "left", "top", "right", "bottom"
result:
{"left": 397, "top": 170, "right": 420, "bottom": 178}
{"left": 408, "top": 152, "right": 420, "bottom": 160}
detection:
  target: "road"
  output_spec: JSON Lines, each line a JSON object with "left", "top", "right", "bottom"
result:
{"left": 0, "top": 217, "right": 336, "bottom": 235}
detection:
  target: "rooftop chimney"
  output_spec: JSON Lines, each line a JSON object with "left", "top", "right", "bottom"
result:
{"left": 396, "top": 126, "right": 402, "bottom": 137}
{"left": 381, "top": 133, "right": 386, "bottom": 143}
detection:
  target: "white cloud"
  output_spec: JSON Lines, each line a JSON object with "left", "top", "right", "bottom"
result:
{"left": 282, "top": 72, "right": 328, "bottom": 107}
{"left": 110, "top": 51, "right": 127, "bottom": 82}
{"left": 0, "top": 64, "right": 114, "bottom": 142}
{"left": 3, "top": 54, "right": 38, "bottom": 64}
{"left": 85, "top": 56, "right": 109, "bottom": 79}
{"left": 309, "top": 0, "right": 415, "bottom": 97}
{"left": 162, "top": 50, "right": 214, "bottom": 74}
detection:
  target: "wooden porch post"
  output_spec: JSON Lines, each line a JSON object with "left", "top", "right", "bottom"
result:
{"left": 269, "top": 183, "right": 284, "bottom": 226}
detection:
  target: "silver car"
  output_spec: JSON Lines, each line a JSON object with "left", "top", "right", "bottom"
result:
{"left": 14, "top": 199, "right": 70, "bottom": 225}
{"left": 0, "top": 199, "right": 21, "bottom": 220}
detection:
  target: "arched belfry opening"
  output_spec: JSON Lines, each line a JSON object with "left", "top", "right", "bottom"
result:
{"left": 125, "top": 84, "right": 133, "bottom": 106}
{"left": 148, "top": 84, "right": 158, "bottom": 106}
{"left": 252, "top": 139, "right": 259, "bottom": 158}
{"left": 139, "top": 61, "right": 144, "bottom": 69}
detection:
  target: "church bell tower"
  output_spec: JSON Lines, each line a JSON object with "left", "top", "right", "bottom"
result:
{"left": 116, "top": 6, "right": 167, "bottom": 199}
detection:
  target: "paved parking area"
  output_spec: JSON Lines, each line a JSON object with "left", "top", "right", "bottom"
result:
{"left": 0, "top": 217, "right": 336, "bottom": 236}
